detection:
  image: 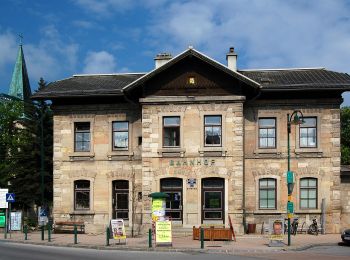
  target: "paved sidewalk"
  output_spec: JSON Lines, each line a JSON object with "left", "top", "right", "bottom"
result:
{"left": 0, "top": 231, "right": 342, "bottom": 254}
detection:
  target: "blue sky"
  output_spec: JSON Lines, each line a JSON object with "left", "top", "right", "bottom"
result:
{"left": 1, "top": 0, "right": 350, "bottom": 105}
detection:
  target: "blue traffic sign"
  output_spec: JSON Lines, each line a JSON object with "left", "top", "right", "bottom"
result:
{"left": 6, "top": 193, "right": 15, "bottom": 203}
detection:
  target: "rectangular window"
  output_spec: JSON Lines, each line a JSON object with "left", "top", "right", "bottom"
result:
{"left": 74, "top": 122, "right": 90, "bottom": 152}
{"left": 300, "top": 117, "right": 317, "bottom": 148}
{"left": 163, "top": 116, "right": 180, "bottom": 147}
{"left": 112, "top": 121, "right": 129, "bottom": 149}
{"left": 259, "top": 178, "right": 276, "bottom": 209}
{"left": 259, "top": 118, "right": 276, "bottom": 148}
{"left": 300, "top": 178, "right": 317, "bottom": 209}
{"left": 74, "top": 180, "right": 90, "bottom": 210}
{"left": 204, "top": 115, "right": 222, "bottom": 146}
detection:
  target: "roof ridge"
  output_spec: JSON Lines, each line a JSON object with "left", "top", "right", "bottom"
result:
{"left": 73, "top": 73, "right": 146, "bottom": 77}
{"left": 239, "top": 67, "right": 326, "bottom": 72}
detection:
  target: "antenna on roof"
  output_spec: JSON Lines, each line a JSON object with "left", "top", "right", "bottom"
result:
{"left": 19, "top": 34, "right": 23, "bottom": 46}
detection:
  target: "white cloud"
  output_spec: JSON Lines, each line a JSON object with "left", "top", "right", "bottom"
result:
{"left": 83, "top": 51, "right": 117, "bottom": 73}
{"left": 0, "top": 31, "right": 17, "bottom": 71}
{"left": 73, "top": 0, "right": 134, "bottom": 16}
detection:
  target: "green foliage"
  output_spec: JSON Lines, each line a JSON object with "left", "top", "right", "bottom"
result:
{"left": 341, "top": 107, "right": 350, "bottom": 164}
{"left": 0, "top": 78, "right": 53, "bottom": 209}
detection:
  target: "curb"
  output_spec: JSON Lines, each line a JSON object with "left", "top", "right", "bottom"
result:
{"left": 283, "top": 242, "right": 339, "bottom": 251}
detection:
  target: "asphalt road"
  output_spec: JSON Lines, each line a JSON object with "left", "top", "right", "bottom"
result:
{"left": 0, "top": 242, "right": 258, "bottom": 260}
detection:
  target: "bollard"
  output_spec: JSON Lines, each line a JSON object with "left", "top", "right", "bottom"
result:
{"left": 41, "top": 225, "right": 45, "bottom": 241}
{"left": 74, "top": 224, "right": 78, "bottom": 244}
{"left": 148, "top": 228, "right": 152, "bottom": 248}
{"left": 48, "top": 223, "right": 51, "bottom": 242}
{"left": 24, "top": 225, "right": 28, "bottom": 240}
{"left": 106, "top": 226, "right": 110, "bottom": 246}
{"left": 200, "top": 227, "right": 204, "bottom": 249}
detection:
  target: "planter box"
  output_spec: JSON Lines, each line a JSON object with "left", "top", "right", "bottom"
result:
{"left": 193, "top": 226, "right": 232, "bottom": 241}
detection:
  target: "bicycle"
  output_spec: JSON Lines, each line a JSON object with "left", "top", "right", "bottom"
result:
{"left": 283, "top": 218, "right": 299, "bottom": 235}
{"left": 308, "top": 217, "right": 319, "bottom": 235}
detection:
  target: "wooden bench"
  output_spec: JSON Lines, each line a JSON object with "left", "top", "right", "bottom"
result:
{"left": 54, "top": 221, "right": 85, "bottom": 234}
{"left": 193, "top": 226, "right": 232, "bottom": 241}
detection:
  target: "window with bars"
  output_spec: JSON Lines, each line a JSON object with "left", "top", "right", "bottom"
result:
{"left": 74, "top": 180, "right": 90, "bottom": 210}
{"left": 112, "top": 121, "right": 129, "bottom": 149}
{"left": 259, "top": 118, "right": 276, "bottom": 148}
{"left": 163, "top": 116, "right": 180, "bottom": 147}
{"left": 74, "top": 122, "right": 90, "bottom": 152}
{"left": 300, "top": 178, "right": 317, "bottom": 209}
{"left": 204, "top": 115, "right": 222, "bottom": 146}
{"left": 299, "top": 117, "right": 317, "bottom": 148}
{"left": 259, "top": 178, "right": 276, "bottom": 209}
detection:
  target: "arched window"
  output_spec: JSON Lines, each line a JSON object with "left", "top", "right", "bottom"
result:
{"left": 74, "top": 180, "right": 90, "bottom": 210}
{"left": 300, "top": 178, "right": 317, "bottom": 209}
{"left": 259, "top": 178, "right": 276, "bottom": 209}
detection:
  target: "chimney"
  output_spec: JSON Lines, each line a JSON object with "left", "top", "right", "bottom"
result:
{"left": 154, "top": 53, "right": 172, "bottom": 69}
{"left": 226, "top": 47, "right": 237, "bottom": 71}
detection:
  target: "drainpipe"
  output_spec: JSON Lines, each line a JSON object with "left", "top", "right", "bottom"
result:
{"left": 242, "top": 102, "right": 247, "bottom": 234}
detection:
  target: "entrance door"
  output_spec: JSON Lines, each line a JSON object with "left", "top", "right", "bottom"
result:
{"left": 202, "top": 178, "right": 224, "bottom": 223}
{"left": 160, "top": 178, "right": 183, "bottom": 221}
{"left": 113, "top": 180, "right": 129, "bottom": 219}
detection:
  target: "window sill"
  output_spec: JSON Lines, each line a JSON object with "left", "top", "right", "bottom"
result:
{"left": 294, "top": 148, "right": 323, "bottom": 157}
{"left": 70, "top": 211, "right": 95, "bottom": 215}
{"left": 295, "top": 209, "right": 321, "bottom": 214}
{"left": 69, "top": 152, "right": 95, "bottom": 161}
{"left": 199, "top": 147, "right": 227, "bottom": 157}
{"left": 107, "top": 151, "right": 134, "bottom": 161}
{"left": 254, "top": 148, "right": 281, "bottom": 154}
{"left": 158, "top": 148, "right": 186, "bottom": 158}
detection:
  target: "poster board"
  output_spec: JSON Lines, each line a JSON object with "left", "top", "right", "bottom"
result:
{"left": 152, "top": 198, "right": 165, "bottom": 222}
{"left": 110, "top": 219, "right": 126, "bottom": 240}
{"left": 0, "top": 189, "right": 8, "bottom": 209}
{"left": 155, "top": 220, "right": 172, "bottom": 246}
{"left": 268, "top": 218, "right": 284, "bottom": 247}
{"left": 10, "top": 211, "right": 22, "bottom": 231}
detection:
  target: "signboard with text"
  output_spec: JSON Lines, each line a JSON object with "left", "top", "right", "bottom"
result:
{"left": 155, "top": 220, "right": 172, "bottom": 245}
{"left": 152, "top": 198, "right": 165, "bottom": 222}
{"left": 0, "top": 189, "right": 9, "bottom": 209}
{"left": 110, "top": 219, "right": 126, "bottom": 240}
{"left": 10, "top": 211, "right": 22, "bottom": 231}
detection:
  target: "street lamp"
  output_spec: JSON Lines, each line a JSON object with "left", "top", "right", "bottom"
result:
{"left": 287, "top": 110, "right": 304, "bottom": 246}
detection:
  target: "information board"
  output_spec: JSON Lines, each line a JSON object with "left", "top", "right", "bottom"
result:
{"left": 110, "top": 219, "right": 126, "bottom": 240}
{"left": 0, "top": 189, "right": 9, "bottom": 209}
{"left": 155, "top": 221, "right": 172, "bottom": 245}
{"left": 10, "top": 211, "right": 22, "bottom": 231}
{"left": 152, "top": 198, "right": 165, "bottom": 222}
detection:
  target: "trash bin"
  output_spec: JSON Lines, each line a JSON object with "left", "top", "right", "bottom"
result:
{"left": 247, "top": 223, "right": 256, "bottom": 234}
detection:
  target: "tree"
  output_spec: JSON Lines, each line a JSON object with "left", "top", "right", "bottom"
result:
{"left": 341, "top": 106, "right": 350, "bottom": 165}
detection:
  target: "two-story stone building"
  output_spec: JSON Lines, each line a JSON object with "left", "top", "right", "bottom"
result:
{"left": 33, "top": 47, "right": 350, "bottom": 234}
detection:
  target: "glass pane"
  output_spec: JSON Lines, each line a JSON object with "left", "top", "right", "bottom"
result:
{"left": 303, "top": 118, "right": 316, "bottom": 127}
{"left": 267, "top": 129, "right": 275, "bottom": 138}
{"left": 205, "top": 116, "right": 221, "bottom": 125}
{"left": 161, "top": 178, "right": 182, "bottom": 188}
{"left": 260, "top": 199, "right": 267, "bottom": 208}
{"left": 114, "top": 132, "right": 128, "bottom": 148}
{"left": 300, "top": 199, "right": 308, "bottom": 208}
{"left": 309, "top": 199, "right": 316, "bottom": 208}
{"left": 75, "top": 191, "right": 89, "bottom": 209}
{"left": 268, "top": 190, "right": 275, "bottom": 199}
{"left": 259, "top": 118, "right": 275, "bottom": 127}
{"left": 116, "top": 212, "right": 128, "bottom": 219}
{"left": 259, "top": 138, "right": 267, "bottom": 148}
{"left": 300, "top": 189, "right": 308, "bottom": 198}
{"left": 268, "top": 179, "right": 275, "bottom": 187}
{"left": 205, "top": 192, "right": 221, "bottom": 208}
{"left": 164, "top": 117, "right": 180, "bottom": 126}
{"left": 309, "top": 189, "right": 317, "bottom": 199}
{"left": 82, "top": 133, "right": 90, "bottom": 142}
{"left": 268, "top": 199, "right": 275, "bottom": 208}
{"left": 259, "top": 179, "right": 267, "bottom": 188}
{"left": 75, "top": 180, "right": 90, "bottom": 189}
{"left": 267, "top": 138, "right": 275, "bottom": 147}
{"left": 113, "top": 122, "right": 128, "bottom": 131}
{"left": 300, "top": 179, "right": 308, "bottom": 187}
{"left": 204, "top": 212, "right": 222, "bottom": 219}
{"left": 75, "top": 122, "right": 90, "bottom": 131}
{"left": 116, "top": 193, "right": 129, "bottom": 209}
{"left": 260, "top": 129, "right": 267, "bottom": 137}
{"left": 300, "top": 129, "right": 308, "bottom": 138}
{"left": 164, "top": 128, "right": 179, "bottom": 146}
{"left": 166, "top": 211, "right": 181, "bottom": 219}
{"left": 76, "top": 133, "right": 83, "bottom": 142}
{"left": 300, "top": 137, "right": 307, "bottom": 147}
{"left": 203, "top": 178, "right": 224, "bottom": 188}
{"left": 309, "top": 179, "right": 317, "bottom": 187}
{"left": 260, "top": 190, "right": 268, "bottom": 199}
{"left": 114, "top": 180, "right": 128, "bottom": 189}
{"left": 205, "top": 126, "right": 221, "bottom": 145}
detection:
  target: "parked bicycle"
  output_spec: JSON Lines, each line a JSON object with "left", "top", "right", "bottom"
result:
{"left": 283, "top": 218, "right": 299, "bottom": 235}
{"left": 308, "top": 217, "right": 319, "bottom": 235}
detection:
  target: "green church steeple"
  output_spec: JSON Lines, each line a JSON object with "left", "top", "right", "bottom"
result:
{"left": 8, "top": 43, "right": 32, "bottom": 101}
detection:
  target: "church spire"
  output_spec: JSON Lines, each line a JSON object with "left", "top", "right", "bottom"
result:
{"left": 8, "top": 38, "right": 32, "bottom": 101}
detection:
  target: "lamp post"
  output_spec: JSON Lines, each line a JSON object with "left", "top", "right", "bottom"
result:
{"left": 287, "top": 110, "right": 304, "bottom": 246}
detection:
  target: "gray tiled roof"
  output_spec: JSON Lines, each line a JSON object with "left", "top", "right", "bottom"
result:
{"left": 240, "top": 68, "right": 350, "bottom": 90}
{"left": 32, "top": 73, "right": 144, "bottom": 99}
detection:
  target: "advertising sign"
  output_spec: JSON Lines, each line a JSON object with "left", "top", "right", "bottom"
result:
{"left": 0, "top": 210, "right": 5, "bottom": 228}
{"left": 268, "top": 218, "right": 284, "bottom": 247}
{"left": 155, "top": 221, "right": 172, "bottom": 245}
{"left": 10, "top": 211, "right": 22, "bottom": 231}
{"left": 0, "top": 189, "right": 9, "bottom": 209}
{"left": 152, "top": 198, "right": 165, "bottom": 222}
{"left": 110, "top": 219, "right": 126, "bottom": 240}
{"left": 38, "top": 206, "right": 48, "bottom": 226}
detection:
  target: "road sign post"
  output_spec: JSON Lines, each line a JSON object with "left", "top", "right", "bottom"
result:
{"left": 6, "top": 193, "right": 15, "bottom": 238}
